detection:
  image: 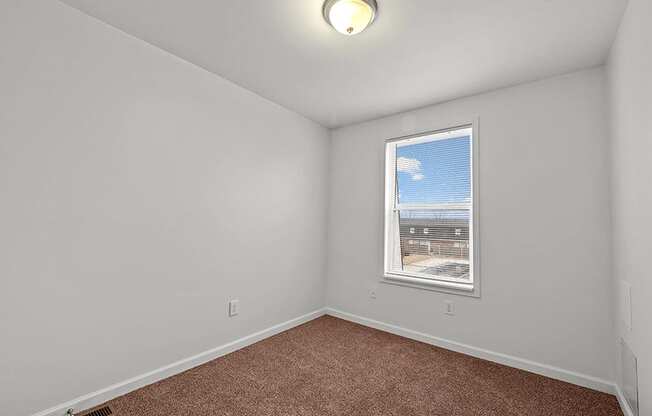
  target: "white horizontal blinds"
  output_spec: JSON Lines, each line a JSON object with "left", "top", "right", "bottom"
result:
{"left": 391, "top": 127, "right": 472, "bottom": 282}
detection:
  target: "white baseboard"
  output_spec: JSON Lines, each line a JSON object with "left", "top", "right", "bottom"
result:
{"left": 325, "top": 308, "right": 616, "bottom": 395}
{"left": 32, "top": 307, "right": 626, "bottom": 416}
{"left": 615, "top": 384, "right": 635, "bottom": 416}
{"left": 32, "top": 308, "right": 326, "bottom": 416}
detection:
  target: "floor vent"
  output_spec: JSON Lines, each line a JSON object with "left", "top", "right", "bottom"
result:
{"left": 79, "top": 406, "right": 112, "bottom": 416}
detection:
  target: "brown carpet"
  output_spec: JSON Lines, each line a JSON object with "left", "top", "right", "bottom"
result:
{"left": 98, "top": 315, "right": 622, "bottom": 416}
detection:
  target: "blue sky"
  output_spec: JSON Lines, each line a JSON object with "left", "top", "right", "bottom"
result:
{"left": 396, "top": 136, "right": 471, "bottom": 205}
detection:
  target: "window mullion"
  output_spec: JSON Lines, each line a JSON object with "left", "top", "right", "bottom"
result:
{"left": 396, "top": 203, "right": 471, "bottom": 211}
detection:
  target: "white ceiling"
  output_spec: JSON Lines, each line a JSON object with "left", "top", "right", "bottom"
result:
{"left": 61, "top": 0, "right": 627, "bottom": 128}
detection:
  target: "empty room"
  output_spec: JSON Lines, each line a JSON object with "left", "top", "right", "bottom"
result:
{"left": 1, "top": 0, "right": 650, "bottom": 415}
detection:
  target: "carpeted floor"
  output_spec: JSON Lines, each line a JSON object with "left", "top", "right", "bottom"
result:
{"left": 99, "top": 315, "right": 622, "bottom": 416}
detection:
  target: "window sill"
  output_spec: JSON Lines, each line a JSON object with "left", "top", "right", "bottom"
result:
{"left": 381, "top": 273, "right": 479, "bottom": 297}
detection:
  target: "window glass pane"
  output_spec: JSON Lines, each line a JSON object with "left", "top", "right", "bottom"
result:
{"left": 396, "top": 135, "right": 471, "bottom": 205}
{"left": 397, "top": 209, "right": 470, "bottom": 280}
{"left": 385, "top": 126, "right": 475, "bottom": 286}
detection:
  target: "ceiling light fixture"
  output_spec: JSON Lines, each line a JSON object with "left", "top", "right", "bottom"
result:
{"left": 323, "top": 0, "right": 377, "bottom": 36}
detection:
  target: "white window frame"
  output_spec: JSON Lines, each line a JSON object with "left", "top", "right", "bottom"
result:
{"left": 382, "top": 121, "right": 480, "bottom": 297}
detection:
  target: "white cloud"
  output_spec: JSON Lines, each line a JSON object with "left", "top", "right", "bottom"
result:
{"left": 397, "top": 157, "right": 421, "bottom": 174}
{"left": 397, "top": 157, "right": 425, "bottom": 181}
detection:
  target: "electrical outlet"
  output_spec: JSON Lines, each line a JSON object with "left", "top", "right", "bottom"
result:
{"left": 228, "top": 299, "right": 239, "bottom": 317}
{"left": 370, "top": 290, "right": 377, "bottom": 299}
{"left": 444, "top": 300, "right": 455, "bottom": 316}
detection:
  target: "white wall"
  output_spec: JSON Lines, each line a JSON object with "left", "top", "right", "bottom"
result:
{"left": 607, "top": 0, "right": 652, "bottom": 413}
{"left": 327, "top": 68, "right": 614, "bottom": 383}
{"left": 0, "top": 1, "right": 329, "bottom": 415}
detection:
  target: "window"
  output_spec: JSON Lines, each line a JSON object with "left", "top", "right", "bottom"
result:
{"left": 383, "top": 124, "right": 478, "bottom": 295}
